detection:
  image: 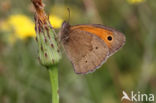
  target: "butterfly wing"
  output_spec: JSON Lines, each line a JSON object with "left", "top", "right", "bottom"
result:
{"left": 71, "top": 24, "right": 126, "bottom": 56}
{"left": 62, "top": 29, "right": 109, "bottom": 74}
{"left": 91, "top": 24, "right": 126, "bottom": 55}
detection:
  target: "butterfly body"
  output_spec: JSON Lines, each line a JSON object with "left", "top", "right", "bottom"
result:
{"left": 59, "top": 21, "right": 126, "bottom": 74}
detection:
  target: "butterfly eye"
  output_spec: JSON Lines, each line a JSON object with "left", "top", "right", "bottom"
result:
{"left": 107, "top": 36, "right": 112, "bottom": 41}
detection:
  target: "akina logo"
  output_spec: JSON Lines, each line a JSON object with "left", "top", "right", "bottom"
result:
{"left": 121, "top": 91, "right": 155, "bottom": 102}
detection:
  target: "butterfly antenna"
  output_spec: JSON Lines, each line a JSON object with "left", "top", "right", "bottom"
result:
{"left": 67, "top": 8, "right": 71, "bottom": 23}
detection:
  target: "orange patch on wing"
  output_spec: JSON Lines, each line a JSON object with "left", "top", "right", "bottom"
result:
{"left": 71, "top": 25, "right": 113, "bottom": 48}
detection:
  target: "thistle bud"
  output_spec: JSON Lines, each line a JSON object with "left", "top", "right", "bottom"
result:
{"left": 32, "top": 0, "right": 61, "bottom": 67}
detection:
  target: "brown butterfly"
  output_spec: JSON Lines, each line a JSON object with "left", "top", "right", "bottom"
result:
{"left": 59, "top": 21, "right": 126, "bottom": 74}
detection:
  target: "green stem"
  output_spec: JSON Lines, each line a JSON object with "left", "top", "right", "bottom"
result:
{"left": 49, "top": 66, "right": 59, "bottom": 103}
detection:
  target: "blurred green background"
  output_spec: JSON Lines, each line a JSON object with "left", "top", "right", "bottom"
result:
{"left": 0, "top": 0, "right": 156, "bottom": 103}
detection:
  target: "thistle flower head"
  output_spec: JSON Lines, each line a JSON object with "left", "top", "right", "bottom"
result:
{"left": 32, "top": 0, "right": 61, "bottom": 67}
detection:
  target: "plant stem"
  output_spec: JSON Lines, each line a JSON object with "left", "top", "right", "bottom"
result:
{"left": 49, "top": 66, "right": 59, "bottom": 103}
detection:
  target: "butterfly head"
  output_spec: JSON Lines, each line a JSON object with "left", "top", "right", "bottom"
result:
{"left": 59, "top": 21, "right": 71, "bottom": 42}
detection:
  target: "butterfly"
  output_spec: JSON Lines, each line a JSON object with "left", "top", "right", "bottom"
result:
{"left": 59, "top": 21, "right": 126, "bottom": 74}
